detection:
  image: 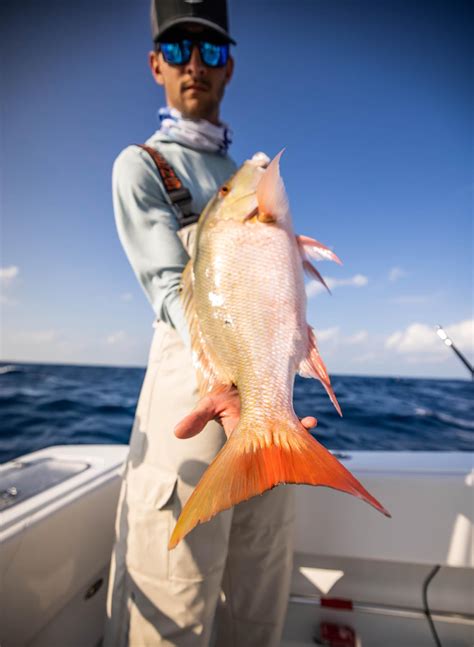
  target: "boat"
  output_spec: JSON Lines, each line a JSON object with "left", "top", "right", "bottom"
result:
{"left": 1, "top": 444, "right": 472, "bottom": 646}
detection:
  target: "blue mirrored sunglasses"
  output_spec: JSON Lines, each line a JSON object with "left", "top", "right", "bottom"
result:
{"left": 159, "top": 40, "right": 229, "bottom": 68}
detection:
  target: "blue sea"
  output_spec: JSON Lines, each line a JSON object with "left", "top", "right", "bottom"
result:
{"left": 0, "top": 362, "right": 472, "bottom": 464}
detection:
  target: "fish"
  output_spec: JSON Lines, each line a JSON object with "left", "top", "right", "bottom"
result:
{"left": 169, "top": 151, "right": 389, "bottom": 549}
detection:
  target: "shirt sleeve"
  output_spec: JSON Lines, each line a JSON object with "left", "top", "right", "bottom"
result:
{"left": 112, "top": 145, "right": 190, "bottom": 346}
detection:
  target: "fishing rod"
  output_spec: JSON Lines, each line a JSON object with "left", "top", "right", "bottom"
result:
{"left": 436, "top": 325, "right": 473, "bottom": 380}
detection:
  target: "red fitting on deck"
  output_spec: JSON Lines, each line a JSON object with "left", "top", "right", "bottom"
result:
{"left": 320, "top": 597, "right": 353, "bottom": 610}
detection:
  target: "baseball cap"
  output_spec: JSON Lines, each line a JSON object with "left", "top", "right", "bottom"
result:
{"left": 151, "top": 0, "right": 236, "bottom": 45}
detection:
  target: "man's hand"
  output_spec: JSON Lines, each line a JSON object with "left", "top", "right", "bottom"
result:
{"left": 174, "top": 386, "right": 317, "bottom": 439}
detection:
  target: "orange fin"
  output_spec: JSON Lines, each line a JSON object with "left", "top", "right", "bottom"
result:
{"left": 299, "top": 326, "right": 342, "bottom": 416}
{"left": 297, "top": 234, "right": 343, "bottom": 265}
{"left": 256, "top": 149, "right": 289, "bottom": 219}
{"left": 169, "top": 418, "right": 390, "bottom": 548}
{"left": 181, "top": 262, "right": 231, "bottom": 396}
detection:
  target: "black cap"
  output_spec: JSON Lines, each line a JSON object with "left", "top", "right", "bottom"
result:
{"left": 151, "top": 0, "right": 236, "bottom": 45}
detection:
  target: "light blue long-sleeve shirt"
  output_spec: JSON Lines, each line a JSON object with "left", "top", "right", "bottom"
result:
{"left": 112, "top": 130, "right": 237, "bottom": 341}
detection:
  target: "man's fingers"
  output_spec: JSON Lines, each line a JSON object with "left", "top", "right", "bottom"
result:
{"left": 174, "top": 397, "right": 214, "bottom": 439}
{"left": 301, "top": 416, "right": 317, "bottom": 430}
{"left": 175, "top": 391, "right": 315, "bottom": 439}
{"left": 177, "top": 411, "right": 318, "bottom": 438}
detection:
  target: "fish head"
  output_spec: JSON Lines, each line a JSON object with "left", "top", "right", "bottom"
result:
{"left": 200, "top": 150, "right": 291, "bottom": 229}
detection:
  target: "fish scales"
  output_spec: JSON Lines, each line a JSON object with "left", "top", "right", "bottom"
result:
{"left": 195, "top": 221, "right": 304, "bottom": 418}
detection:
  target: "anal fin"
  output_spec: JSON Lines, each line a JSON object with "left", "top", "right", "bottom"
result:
{"left": 298, "top": 326, "right": 342, "bottom": 416}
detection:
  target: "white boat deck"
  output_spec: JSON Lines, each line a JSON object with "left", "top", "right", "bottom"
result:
{"left": 1, "top": 445, "right": 473, "bottom": 646}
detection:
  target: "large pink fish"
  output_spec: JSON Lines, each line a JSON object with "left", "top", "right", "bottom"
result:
{"left": 169, "top": 152, "right": 389, "bottom": 549}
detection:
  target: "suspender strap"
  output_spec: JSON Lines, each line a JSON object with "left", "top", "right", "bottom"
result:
{"left": 136, "top": 144, "right": 200, "bottom": 228}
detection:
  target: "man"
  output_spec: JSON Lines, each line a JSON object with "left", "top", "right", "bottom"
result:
{"left": 104, "top": 2, "right": 314, "bottom": 645}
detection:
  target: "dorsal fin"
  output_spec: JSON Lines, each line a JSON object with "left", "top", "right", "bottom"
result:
{"left": 256, "top": 149, "right": 289, "bottom": 219}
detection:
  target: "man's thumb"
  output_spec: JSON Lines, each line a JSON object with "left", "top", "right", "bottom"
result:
{"left": 174, "top": 397, "right": 214, "bottom": 439}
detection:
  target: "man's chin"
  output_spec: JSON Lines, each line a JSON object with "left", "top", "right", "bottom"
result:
{"left": 180, "top": 98, "right": 214, "bottom": 122}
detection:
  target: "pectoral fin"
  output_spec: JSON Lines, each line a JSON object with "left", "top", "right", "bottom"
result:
{"left": 297, "top": 234, "right": 342, "bottom": 265}
{"left": 303, "top": 260, "right": 331, "bottom": 294}
{"left": 297, "top": 235, "right": 342, "bottom": 294}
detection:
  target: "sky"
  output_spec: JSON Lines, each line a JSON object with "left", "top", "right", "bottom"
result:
{"left": 1, "top": 0, "right": 472, "bottom": 378}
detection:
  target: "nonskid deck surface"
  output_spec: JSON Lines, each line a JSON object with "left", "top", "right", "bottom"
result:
{"left": 0, "top": 445, "right": 473, "bottom": 647}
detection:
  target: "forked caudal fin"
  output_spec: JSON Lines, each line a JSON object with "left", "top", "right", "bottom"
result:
{"left": 168, "top": 419, "right": 390, "bottom": 549}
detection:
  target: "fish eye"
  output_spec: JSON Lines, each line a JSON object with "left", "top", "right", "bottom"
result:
{"left": 219, "top": 185, "right": 230, "bottom": 198}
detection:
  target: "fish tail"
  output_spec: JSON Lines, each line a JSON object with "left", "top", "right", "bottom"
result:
{"left": 168, "top": 418, "right": 390, "bottom": 549}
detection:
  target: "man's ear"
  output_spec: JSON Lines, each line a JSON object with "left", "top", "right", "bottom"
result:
{"left": 224, "top": 55, "right": 234, "bottom": 85}
{"left": 149, "top": 50, "right": 165, "bottom": 86}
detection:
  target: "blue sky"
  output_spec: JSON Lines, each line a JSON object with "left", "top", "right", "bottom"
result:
{"left": 1, "top": 0, "right": 472, "bottom": 378}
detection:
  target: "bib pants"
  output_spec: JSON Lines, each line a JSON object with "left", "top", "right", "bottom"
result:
{"left": 104, "top": 225, "right": 295, "bottom": 647}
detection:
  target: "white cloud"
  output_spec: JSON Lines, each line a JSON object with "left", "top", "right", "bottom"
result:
{"left": 386, "top": 319, "right": 473, "bottom": 357}
{"left": 0, "top": 266, "right": 20, "bottom": 305}
{"left": 120, "top": 292, "right": 133, "bottom": 302}
{"left": 334, "top": 274, "right": 368, "bottom": 288}
{"left": 306, "top": 273, "right": 368, "bottom": 298}
{"left": 0, "top": 266, "right": 19, "bottom": 284}
{"left": 345, "top": 330, "right": 369, "bottom": 345}
{"left": 306, "top": 283, "right": 324, "bottom": 298}
{"left": 446, "top": 320, "right": 474, "bottom": 353}
{"left": 389, "top": 266, "right": 407, "bottom": 282}
{"left": 106, "top": 330, "right": 127, "bottom": 345}
{"left": 316, "top": 327, "right": 340, "bottom": 342}
{"left": 314, "top": 327, "right": 368, "bottom": 345}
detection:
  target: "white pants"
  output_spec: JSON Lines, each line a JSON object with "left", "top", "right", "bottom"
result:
{"left": 104, "top": 320, "right": 295, "bottom": 647}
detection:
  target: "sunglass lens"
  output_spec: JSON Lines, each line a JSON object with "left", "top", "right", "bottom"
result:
{"left": 201, "top": 42, "right": 229, "bottom": 67}
{"left": 160, "top": 41, "right": 192, "bottom": 65}
{"left": 161, "top": 43, "right": 182, "bottom": 64}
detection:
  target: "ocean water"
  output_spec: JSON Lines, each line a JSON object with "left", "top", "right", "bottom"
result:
{"left": 0, "top": 362, "right": 472, "bottom": 464}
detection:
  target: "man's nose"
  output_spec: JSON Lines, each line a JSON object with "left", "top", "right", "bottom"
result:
{"left": 185, "top": 45, "right": 205, "bottom": 76}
